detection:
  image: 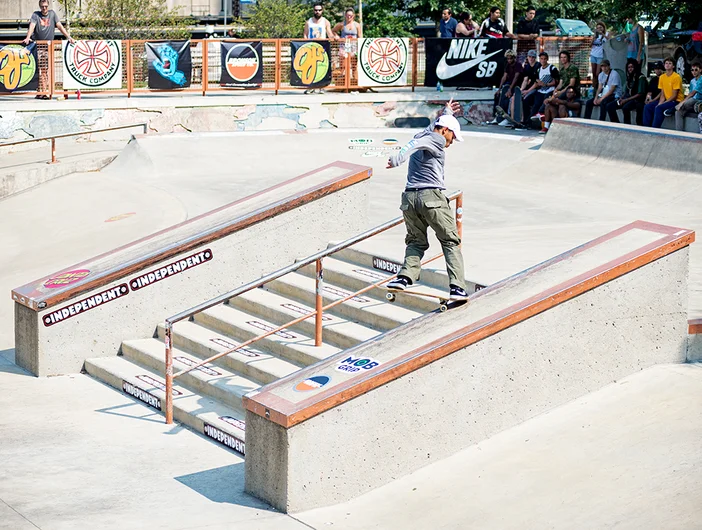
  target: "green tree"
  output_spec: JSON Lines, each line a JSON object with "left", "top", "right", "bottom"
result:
{"left": 58, "top": 0, "right": 193, "bottom": 40}
{"left": 238, "top": 0, "right": 309, "bottom": 39}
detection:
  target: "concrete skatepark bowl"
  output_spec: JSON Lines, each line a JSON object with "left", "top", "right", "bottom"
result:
{"left": 0, "top": 115, "right": 701, "bottom": 529}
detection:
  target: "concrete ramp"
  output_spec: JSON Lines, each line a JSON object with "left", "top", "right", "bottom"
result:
{"left": 244, "top": 221, "right": 694, "bottom": 512}
{"left": 542, "top": 118, "right": 702, "bottom": 173}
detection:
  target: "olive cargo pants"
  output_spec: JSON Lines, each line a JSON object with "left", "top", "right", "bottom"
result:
{"left": 398, "top": 188, "right": 466, "bottom": 289}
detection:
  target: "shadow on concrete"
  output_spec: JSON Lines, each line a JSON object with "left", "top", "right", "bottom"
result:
{"left": 175, "top": 463, "right": 274, "bottom": 510}
{"left": 95, "top": 401, "right": 167, "bottom": 424}
{"left": 0, "top": 349, "right": 33, "bottom": 376}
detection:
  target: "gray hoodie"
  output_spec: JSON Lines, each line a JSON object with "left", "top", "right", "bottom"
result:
{"left": 388, "top": 119, "right": 448, "bottom": 190}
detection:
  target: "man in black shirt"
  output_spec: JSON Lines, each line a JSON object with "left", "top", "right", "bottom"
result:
{"left": 516, "top": 6, "right": 539, "bottom": 62}
{"left": 645, "top": 61, "right": 664, "bottom": 104}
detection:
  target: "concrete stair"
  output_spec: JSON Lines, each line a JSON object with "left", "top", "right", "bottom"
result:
{"left": 85, "top": 246, "right": 473, "bottom": 455}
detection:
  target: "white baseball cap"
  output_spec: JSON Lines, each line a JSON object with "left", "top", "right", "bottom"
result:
{"left": 435, "top": 114, "right": 464, "bottom": 142}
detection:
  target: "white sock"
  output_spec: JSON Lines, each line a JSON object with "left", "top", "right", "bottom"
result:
{"left": 544, "top": 122, "right": 551, "bottom": 129}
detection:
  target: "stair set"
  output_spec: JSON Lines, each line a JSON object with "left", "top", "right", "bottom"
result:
{"left": 85, "top": 247, "right": 461, "bottom": 455}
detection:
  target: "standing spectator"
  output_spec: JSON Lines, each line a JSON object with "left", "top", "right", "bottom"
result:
{"left": 455, "top": 11, "right": 479, "bottom": 38}
{"left": 516, "top": 6, "right": 539, "bottom": 62}
{"left": 589, "top": 21, "right": 609, "bottom": 91}
{"left": 333, "top": 8, "right": 362, "bottom": 84}
{"left": 624, "top": 14, "right": 644, "bottom": 65}
{"left": 674, "top": 59, "right": 702, "bottom": 131}
{"left": 22, "top": 0, "right": 75, "bottom": 100}
{"left": 527, "top": 51, "right": 558, "bottom": 120}
{"left": 584, "top": 59, "right": 622, "bottom": 120}
{"left": 552, "top": 50, "right": 580, "bottom": 99}
{"left": 479, "top": 7, "right": 515, "bottom": 39}
{"left": 645, "top": 61, "right": 664, "bottom": 104}
{"left": 440, "top": 9, "right": 458, "bottom": 38}
{"left": 540, "top": 86, "right": 582, "bottom": 133}
{"left": 303, "top": 3, "right": 335, "bottom": 94}
{"left": 518, "top": 49, "right": 539, "bottom": 121}
{"left": 304, "top": 4, "right": 335, "bottom": 39}
{"left": 606, "top": 59, "right": 647, "bottom": 125}
{"left": 491, "top": 49, "right": 523, "bottom": 125}
{"left": 643, "top": 56, "right": 683, "bottom": 128}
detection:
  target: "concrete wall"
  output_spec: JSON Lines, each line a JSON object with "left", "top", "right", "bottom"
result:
{"left": 688, "top": 334, "right": 702, "bottom": 362}
{"left": 15, "top": 183, "right": 368, "bottom": 376}
{"left": 245, "top": 247, "right": 689, "bottom": 512}
{"left": 0, "top": 99, "right": 493, "bottom": 142}
{"left": 542, "top": 119, "right": 702, "bottom": 173}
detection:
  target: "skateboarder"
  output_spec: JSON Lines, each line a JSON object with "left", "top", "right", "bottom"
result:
{"left": 385, "top": 100, "right": 469, "bottom": 301}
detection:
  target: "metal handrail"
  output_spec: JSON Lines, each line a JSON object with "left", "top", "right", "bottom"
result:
{"left": 0, "top": 123, "right": 148, "bottom": 164}
{"left": 163, "top": 190, "right": 464, "bottom": 423}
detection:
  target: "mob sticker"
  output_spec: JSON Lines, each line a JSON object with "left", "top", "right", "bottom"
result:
{"left": 43, "top": 269, "right": 91, "bottom": 288}
{"left": 335, "top": 355, "right": 381, "bottom": 374}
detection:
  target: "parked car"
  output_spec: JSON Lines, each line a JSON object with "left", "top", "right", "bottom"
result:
{"left": 645, "top": 14, "right": 702, "bottom": 81}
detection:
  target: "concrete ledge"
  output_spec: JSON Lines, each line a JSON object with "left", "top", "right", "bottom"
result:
{"left": 12, "top": 161, "right": 371, "bottom": 376}
{"left": 0, "top": 154, "right": 116, "bottom": 199}
{"left": 243, "top": 221, "right": 693, "bottom": 512}
{"left": 688, "top": 318, "right": 702, "bottom": 361}
{"left": 542, "top": 119, "right": 702, "bottom": 173}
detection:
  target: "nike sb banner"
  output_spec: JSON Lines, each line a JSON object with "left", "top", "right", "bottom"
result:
{"left": 424, "top": 38, "right": 513, "bottom": 88}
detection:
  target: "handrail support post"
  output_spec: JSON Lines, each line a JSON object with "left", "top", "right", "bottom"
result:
{"left": 315, "top": 258, "right": 323, "bottom": 347}
{"left": 49, "top": 137, "right": 57, "bottom": 164}
{"left": 165, "top": 321, "right": 174, "bottom": 424}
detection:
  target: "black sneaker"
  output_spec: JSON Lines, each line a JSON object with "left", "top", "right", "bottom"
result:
{"left": 387, "top": 276, "right": 411, "bottom": 291}
{"left": 449, "top": 285, "right": 469, "bottom": 301}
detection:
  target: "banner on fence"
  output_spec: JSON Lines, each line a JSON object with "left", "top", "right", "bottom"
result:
{"left": 145, "top": 41, "right": 192, "bottom": 89}
{"left": 290, "top": 41, "right": 331, "bottom": 88}
{"left": 62, "top": 40, "right": 122, "bottom": 89}
{"left": 0, "top": 43, "right": 38, "bottom": 93}
{"left": 220, "top": 41, "right": 263, "bottom": 88}
{"left": 357, "top": 38, "right": 409, "bottom": 86}
{"left": 424, "top": 38, "right": 512, "bottom": 88}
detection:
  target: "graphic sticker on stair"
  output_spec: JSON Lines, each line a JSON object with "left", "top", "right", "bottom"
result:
{"left": 203, "top": 423, "right": 245, "bottom": 455}
{"left": 281, "top": 303, "right": 333, "bottom": 321}
{"left": 174, "top": 356, "right": 222, "bottom": 376}
{"left": 323, "top": 285, "right": 371, "bottom": 303}
{"left": 247, "top": 320, "right": 298, "bottom": 339}
{"left": 209, "top": 337, "right": 263, "bottom": 358}
{"left": 122, "top": 380, "right": 163, "bottom": 410}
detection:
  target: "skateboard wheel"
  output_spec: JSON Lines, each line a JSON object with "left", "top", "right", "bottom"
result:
{"left": 440, "top": 304, "right": 448, "bottom": 312}
{"left": 385, "top": 292, "right": 396, "bottom": 302}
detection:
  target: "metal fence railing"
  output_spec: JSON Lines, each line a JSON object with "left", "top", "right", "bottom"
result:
{"left": 0, "top": 36, "right": 594, "bottom": 98}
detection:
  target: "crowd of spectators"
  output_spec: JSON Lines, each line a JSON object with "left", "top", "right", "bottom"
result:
{"left": 476, "top": 6, "right": 702, "bottom": 134}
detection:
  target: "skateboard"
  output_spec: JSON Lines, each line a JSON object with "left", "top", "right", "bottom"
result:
{"left": 495, "top": 100, "right": 523, "bottom": 129}
{"left": 394, "top": 117, "right": 431, "bottom": 128}
{"left": 379, "top": 286, "right": 466, "bottom": 312}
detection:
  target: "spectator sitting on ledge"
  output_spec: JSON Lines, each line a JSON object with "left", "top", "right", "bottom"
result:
{"left": 584, "top": 59, "right": 621, "bottom": 121}
{"left": 540, "top": 86, "right": 581, "bottom": 133}
{"left": 642, "top": 56, "right": 683, "bottom": 128}
{"left": 606, "top": 58, "right": 647, "bottom": 125}
{"left": 672, "top": 59, "right": 702, "bottom": 131}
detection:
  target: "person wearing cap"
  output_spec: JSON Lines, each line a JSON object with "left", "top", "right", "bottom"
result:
{"left": 386, "top": 99, "right": 469, "bottom": 301}
{"left": 518, "top": 49, "right": 539, "bottom": 121}
{"left": 491, "top": 49, "right": 523, "bottom": 125}
{"left": 645, "top": 61, "right": 664, "bottom": 103}
{"left": 584, "top": 59, "right": 621, "bottom": 120}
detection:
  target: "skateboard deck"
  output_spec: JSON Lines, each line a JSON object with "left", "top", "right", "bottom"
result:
{"left": 394, "top": 117, "right": 431, "bottom": 128}
{"left": 495, "top": 103, "right": 523, "bottom": 128}
{"left": 379, "top": 286, "right": 466, "bottom": 312}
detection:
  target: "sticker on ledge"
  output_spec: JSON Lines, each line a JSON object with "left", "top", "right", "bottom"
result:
{"left": 43, "top": 283, "right": 129, "bottom": 327}
{"left": 349, "top": 138, "right": 373, "bottom": 145}
{"left": 43, "top": 269, "right": 91, "bottom": 288}
{"left": 130, "top": 249, "right": 213, "bottom": 291}
{"left": 294, "top": 375, "right": 331, "bottom": 392}
{"left": 383, "top": 138, "right": 398, "bottom": 145}
{"left": 220, "top": 416, "right": 246, "bottom": 431}
{"left": 122, "top": 380, "right": 161, "bottom": 410}
{"left": 372, "top": 256, "right": 402, "bottom": 274}
{"left": 204, "top": 423, "right": 245, "bottom": 455}
{"left": 335, "top": 355, "right": 381, "bottom": 374}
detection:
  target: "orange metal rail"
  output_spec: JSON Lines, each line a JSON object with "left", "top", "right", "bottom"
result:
{"left": 0, "top": 123, "right": 147, "bottom": 164}
{"left": 163, "top": 191, "right": 463, "bottom": 424}
{"left": 2, "top": 36, "right": 592, "bottom": 98}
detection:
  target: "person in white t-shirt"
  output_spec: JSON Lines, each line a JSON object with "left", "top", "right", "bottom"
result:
{"left": 524, "top": 51, "right": 559, "bottom": 121}
{"left": 584, "top": 59, "right": 622, "bottom": 120}
{"left": 304, "top": 4, "right": 335, "bottom": 39}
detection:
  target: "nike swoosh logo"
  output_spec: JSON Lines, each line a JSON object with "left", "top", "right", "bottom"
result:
{"left": 436, "top": 49, "right": 502, "bottom": 80}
